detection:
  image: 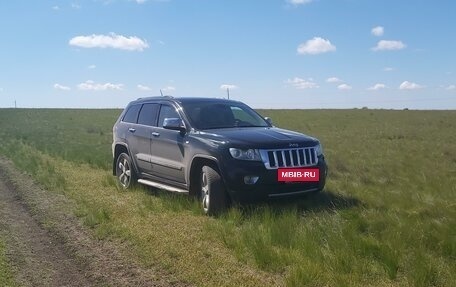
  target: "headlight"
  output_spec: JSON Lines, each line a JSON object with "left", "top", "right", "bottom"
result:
{"left": 229, "top": 148, "right": 261, "bottom": 161}
{"left": 314, "top": 143, "right": 323, "bottom": 156}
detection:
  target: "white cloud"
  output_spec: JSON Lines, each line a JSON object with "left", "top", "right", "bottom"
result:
{"left": 371, "top": 26, "right": 384, "bottom": 37}
{"left": 134, "top": 0, "right": 171, "bottom": 4}
{"left": 297, "top": 37, "right": 336, "bottom": 55}
{"left": 383, "top": 67, "right": 395, "bottom": 72}
{"left": 220, "top": 84, "right": 238, "bottom": 90}
{"left": 0, "top": 88, "right": 4, "bottom": 92}
{"left": 399, "top": 81, "right": 424, "bottom": 90}
{"left": 71, "top": 3, "right": 81, "bottom": 9}
{"left": 367, "top": 83, "right": 386, "bottom": 91}
{"left": 285, "top": 77, "right": 319, "bottom": 89}
{"left": 137, "top": 84, "right": 152, "bottom": 91}
{"left": 372, "top": 40, "right": 406, "bottom": 51}
{"left": 326, "top": 77, "right": 342, "bottom": 83}
{"left": 69, "top": 33, "right": 149, "bottom": 51}
{"left": 446, "top": 85, "right": 456, "bottom": 90}
{"left": 77, "top": 80, "right": 123, "bottom": 91}
{"left": 162, "top": 86, "right": 175, "bottom": 92}
{"left": 88, "top": 64, "right": 96, "bottom": 69}
{"left": 53, "top": 83, "right": 71, "bottom": 91}
{"left": 338, "top": 84, "right": 352, "bottom": 90}
{"left": 287, "top": 0, "right": 313, "bottom": 5}
{"left": 52, "top": 6, "right": 59, "bottom": 10}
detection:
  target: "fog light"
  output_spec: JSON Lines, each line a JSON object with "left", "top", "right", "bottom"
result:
{"left": 244, "top": 176, "right": 259, "bottom": 185}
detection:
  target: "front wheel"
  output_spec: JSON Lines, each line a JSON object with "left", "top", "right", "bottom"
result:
{"left": 115, "top": 153, "right": 137, "bottom": 189}
{"left": 200, "top": 165, "right": 227, "bottom": 215}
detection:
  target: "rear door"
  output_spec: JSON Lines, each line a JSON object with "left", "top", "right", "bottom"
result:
{"left": 129, "top": 103, "right": 159, "bottom": 174}
{"left": 149, "top": 104, "right": 187, "bottom": 184}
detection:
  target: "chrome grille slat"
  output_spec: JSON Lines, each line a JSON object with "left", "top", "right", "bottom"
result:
{"left": 298, "top": 149, "right": 304, "bottom": 165}
{"left": 272, "top": 152, "right": 278, "bottom": 167}
{"left": 260, "top": 147, "right": 318, "bottom": 170}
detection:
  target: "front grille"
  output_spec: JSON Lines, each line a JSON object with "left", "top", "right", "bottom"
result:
{"left": 259, "top": 147, "right": 318, "bottom": 170}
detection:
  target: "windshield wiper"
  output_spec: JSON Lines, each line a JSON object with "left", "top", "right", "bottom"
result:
{"left": 202, "top": 125, "right": 267, "bottom": 130}
{"left": 202, "top": 126, "right": 233, "bottom": 130}
{"left": 236, "top": 125, "right": 267, "bottom": 128}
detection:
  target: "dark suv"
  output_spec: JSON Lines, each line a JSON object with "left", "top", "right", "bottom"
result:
{"left": 113, "top": 97, "right": 327, "bottom": 214}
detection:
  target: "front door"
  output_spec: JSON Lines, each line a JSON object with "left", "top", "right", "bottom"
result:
{"left": 149, "top": 104, "right": 186, "bottom": 184}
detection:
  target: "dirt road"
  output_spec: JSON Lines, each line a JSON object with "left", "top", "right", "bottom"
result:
{"left": 0, "top": 164, "right": 91, "bottom": 286}
{"left": 0, "top": 158, "right": 188, "bottom": 287}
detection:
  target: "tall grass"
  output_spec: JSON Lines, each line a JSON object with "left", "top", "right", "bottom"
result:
{"left": 0, "top": 108, "right": 455, "bottom": 286}
{"left": 0, "top": 240, "right": 17, "bottom": 287}
{"left": 0, "top": 109, "right": 119, "bottom": 169}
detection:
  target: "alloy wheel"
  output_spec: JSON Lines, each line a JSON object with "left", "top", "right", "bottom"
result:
{"left": 201, "top": 170, "right": 210, "bottom": 213}
{"left": 118, "top": 157, "right": 131, "bottom": 188}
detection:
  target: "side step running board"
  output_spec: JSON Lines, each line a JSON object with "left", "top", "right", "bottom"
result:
{"left": 138, "top": 179, "right": 189, "bottom": 194}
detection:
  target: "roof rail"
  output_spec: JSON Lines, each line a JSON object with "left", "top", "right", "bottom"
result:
{"left": 136, "top": 95, "right": 174, "bottom": 101}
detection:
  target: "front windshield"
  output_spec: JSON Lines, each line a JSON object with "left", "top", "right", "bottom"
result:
{"left": 181, "top": 101, "right": 269, "bottom": 130}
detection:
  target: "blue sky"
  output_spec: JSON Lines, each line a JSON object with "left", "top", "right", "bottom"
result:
{"left": 0, "top": 0, "right": 455, "bottom": 109}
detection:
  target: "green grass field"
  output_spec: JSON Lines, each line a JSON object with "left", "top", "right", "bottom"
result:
{"left": 0, "top": 108, "right": 455, "bottom": 286}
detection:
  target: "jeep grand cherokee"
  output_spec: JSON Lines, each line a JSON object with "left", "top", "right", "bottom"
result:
{"left": 113, "top": 97, "right": 327, "bottom": 215}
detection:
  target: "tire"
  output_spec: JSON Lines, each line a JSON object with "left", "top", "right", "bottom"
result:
{"left": 200, "top": 165, "right": 227, "bottom": 215}
{"left": 115, "top": 153, "right": 137, "bottom": 189}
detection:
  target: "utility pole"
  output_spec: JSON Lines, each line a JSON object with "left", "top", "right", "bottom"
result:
{"left": 14, "top": 100, "right": 17, "bottom": 108}
{"left": 226, "top": 87, "right": 230, "bottom": 100}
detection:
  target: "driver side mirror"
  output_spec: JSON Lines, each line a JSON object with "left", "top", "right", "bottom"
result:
{"left": 264, "top": 117, "right": 273, "bottom": 126}
{"left": 163, "top": 118, "right": 186, "bottom": 133}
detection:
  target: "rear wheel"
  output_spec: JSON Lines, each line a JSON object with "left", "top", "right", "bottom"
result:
{"left": 115, "top": 153, "right": 137, "bottom": 189}
{"left": 200, "top": 165, "right": 227, "bottom": 215}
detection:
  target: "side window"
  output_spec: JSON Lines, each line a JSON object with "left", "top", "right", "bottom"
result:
{"left": 158, "top": 105, "right": 180, "bottom": 127}
{"left": 122, "top": 104, "right": 141, "bottom": 123}
{"left": 137, "top": 103, "right": 159, "bottom": 126}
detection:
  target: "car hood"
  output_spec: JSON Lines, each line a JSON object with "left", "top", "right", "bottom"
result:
{"left": 194, "top": 127, "right": 319, "bottom": 149}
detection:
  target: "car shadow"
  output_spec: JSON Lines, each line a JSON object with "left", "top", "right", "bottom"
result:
{"left": 234, "top": 189, "right": 362, "bottom": 218}
{"left": 141, "top": 186, "right": 362, "bottom": 218}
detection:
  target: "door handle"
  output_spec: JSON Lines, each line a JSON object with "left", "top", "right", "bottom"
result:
{"left": 128, "top": 128, "right": 136, "bottom": 133}
{"left": 151, "top": 132, "right": 160, "bottom": 137}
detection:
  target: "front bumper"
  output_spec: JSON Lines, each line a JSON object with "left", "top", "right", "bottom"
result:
{"left": 219, "top": 155, "right": 327, "bottom": 202}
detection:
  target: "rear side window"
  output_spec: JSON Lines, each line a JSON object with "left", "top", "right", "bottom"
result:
{"left": 122, "top": 104, "right": 141, "bottom": 123}
{"left": 138, "top": 103, "right": 159, "bottom": 126}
